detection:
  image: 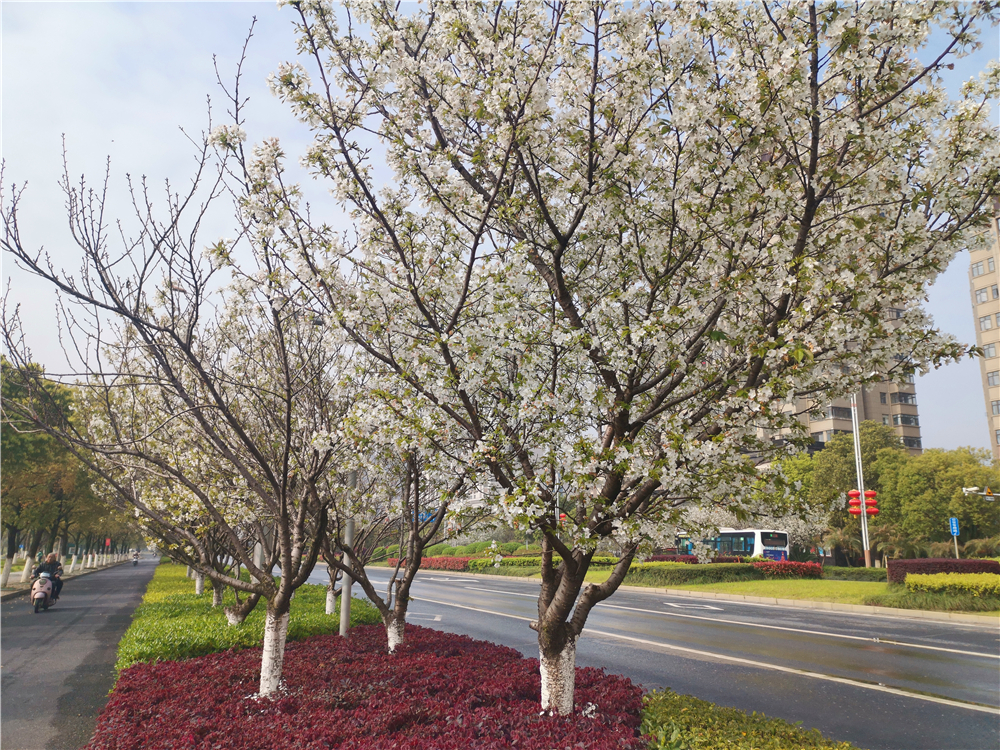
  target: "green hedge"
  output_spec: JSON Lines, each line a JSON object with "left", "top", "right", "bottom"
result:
{"left": 862, "top": 587, "right": 1000, "bottom": 612}
{"left": 626, "top": 562, "right": 761, "bottom": 587}
{"left": 821, "top": 567, "right": 887, "bottom": 582}
{"left": 905, "top": 572, "right": 1000, "bottom": 597}
{"left": 642, "top": 690, "right": 860, "bottom": 749}
{"left": 115, "top": 563, "right": 380, "bottom": 672}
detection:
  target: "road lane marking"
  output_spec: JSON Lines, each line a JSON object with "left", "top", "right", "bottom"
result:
{"left": 411, "top": 595, "right": 1000, "bottom": 716}
{"left": 664, "top": 603, "right": 723, "bottom": 610}
{"left": 456, "top": 585, "right": 997, "bottom": 659}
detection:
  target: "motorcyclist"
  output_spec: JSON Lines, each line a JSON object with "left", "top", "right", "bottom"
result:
{"left": 33, "top": 553, "right": 63, "bottom": 600}
{"left": 132, "top": 550, "right": 140, "bottom": 565}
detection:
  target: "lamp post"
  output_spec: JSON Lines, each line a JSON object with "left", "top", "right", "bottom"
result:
{"left": 339, "top": 470, "right": 358, "bottom": 637}
{"left": 849, "top": 393, "right": 873, "bottom": 568}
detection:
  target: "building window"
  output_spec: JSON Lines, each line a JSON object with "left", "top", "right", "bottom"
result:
{"left": 891, "top": 392, "right": 917, "bottom": 405}
{"left": 884, "top": 308, "right": 903, "bottom": 320}
{"left": 882, "top": 415, "right": 889, "bottom": 425}
{"left": 981, "top": 315, "right": 993, "bottom": 331}
{"left": 902, "top": 437, "right": 922, "bottom": 449}
{"left": 992, "top": 400, "right": 1000, "bottom": 415}
{"left": 993, "top": 284, "right": 999, "bottom": 299}
{"left": 973, "top": 261, "right": 986, "bottom": 277}
{"left": 977, "top": 287, "right": 989, "bottom": 304}
{"left": 879, "top": 392, "right": 887, "bottom": 404}
{"left": 986, "top": 343, "right": 997, "bottom": 358}
{"left": 990, "top": 257, "right": 996, "bottom": 273}
{"left": 995, "top": 313, "right": 1000, "bottom": 327}
{"left": 903, "top": 373, "right": 915, "bottom": 384}
{"left": 893, "top": 414, "right": 920, "bottom": 427}
{"left": 990, "top": 371, "right": 1000, "bottom": 387}
{"left": 996, "top": 429, "right": 1000, "bottom": 446}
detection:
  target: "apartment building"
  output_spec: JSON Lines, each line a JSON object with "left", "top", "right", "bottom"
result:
{"left": 969, "top": 199, "right": 1000, "bottom": 461}
{"left": 801, "top": 374, "right": 922, "bottom": 456}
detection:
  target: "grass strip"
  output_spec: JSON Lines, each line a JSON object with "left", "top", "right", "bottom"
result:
{"left": 642, "top": 690, "right": 860, "bottom": 749}
{"left": 115, "top": 562, "right": 381, "bottom": 672}
{"left": 862, "top": 586, "right": 1000, "bottom": 613}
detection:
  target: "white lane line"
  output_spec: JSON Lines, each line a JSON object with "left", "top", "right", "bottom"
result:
{"left": 458, "top": 585, "right": 997, "bottom": 660}
{"left": 412, "top": 595, "right": 1000, "bottom": 716}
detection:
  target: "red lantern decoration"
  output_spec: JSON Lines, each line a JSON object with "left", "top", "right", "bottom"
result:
{"left": 866, "top": 506, "right": 879, "bottom": 516}
{"left": 864, "top": 490, "right": 877, "bottom": 506}
{"left": 848, "top": 490, "right": 861, "bottom": 499}
{"left": 849, "top": 498, "right": 862, "bottom": 506}
{"left": 848, "top": 507, "right": 862, "bottom": 515}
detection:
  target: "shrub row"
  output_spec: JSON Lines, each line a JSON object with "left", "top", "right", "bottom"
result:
{"left": 642, "top": 690, "right": 860, "bottom": 749}
{"left": 387, "top": 556, "right": 473, "bottom": 571}
{"left": 625, "top": 562, "right": 762, "bottom": 587}
{"left": 115, "top": 563, "right": 381, "bottom": 672}
{"left": 886, "top": 557, "right": 1000, "bottom": 584}
{"left": 391, "top": 555, "right": 621, "bottom": 573}
{"left": 752, "top": 561, "right": 822, "bottom": 579}
{"left": 905, "top": 572, "right": 1000, "bottom": 598}
{"left": 91, "top": 625, "right": 646, "bottom": 750}
{"left": 644, "top": 555, "right": 745, "bottom": 564}
{"left": 821, "top": 566, "right": 887, "bottom": 582}
{"left": 862, "top": 589, "right": 1000, "bottom": 612}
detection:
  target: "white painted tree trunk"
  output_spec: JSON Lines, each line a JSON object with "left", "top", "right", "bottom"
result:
{"left": 20, "top": 556, "right": 35, "bottom": 583}
{"left": 186, "top": 565, "right": 193, "bottom": 578}
{"left": 1, "top": 556, "right": 13, "bottom": 588}
{"left": 539, "top": 638, "right": 577, "bottom": 716}
{"left": 69, "top": 554, "right": 78, "bottom": 574}
{"left": 212, "top": 584, "right": 224, "bottom": 607}
{"left": 325, "top": 585, "right": 337, "bottom": 615}
{"left": 386, "top": 617, "right": 405, "bottom": 654}
{"left": 195, "top": 572, "right": 205, "bottom": 595}
{"left": 259, "top": 608, "right": 290, "bottom": 697}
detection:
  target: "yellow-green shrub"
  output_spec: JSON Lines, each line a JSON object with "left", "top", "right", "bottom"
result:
{"left": 905, "top": 572, "right": 1000, "bottom": 597}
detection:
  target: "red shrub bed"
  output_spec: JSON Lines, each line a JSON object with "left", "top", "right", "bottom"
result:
{"left": 886, "top": 557, "right": 1000, "bottom": 585}
{"left": 387, "top": 556, "right": 473, "bottom": 571}
{"left": 752, "top": 560, "right": 823, "bottom": 579}
{"left": 86, "top": 625, "right": 644, "bottom": 750}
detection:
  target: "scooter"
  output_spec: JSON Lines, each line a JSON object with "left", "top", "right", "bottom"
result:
{"left": 133, "top": 553, "right": 140, "bottom": 566}
{"left": 31, "top": 572, "right": 55, "bottom": 613}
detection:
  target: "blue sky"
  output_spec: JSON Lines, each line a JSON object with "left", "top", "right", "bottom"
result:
{"left": 2, "top": 2, "right": 997, "bottom": 453}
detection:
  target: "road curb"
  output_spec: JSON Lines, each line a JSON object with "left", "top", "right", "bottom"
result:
{"left": 401, "top": 568, "right": 1000, "bottom": 629}
{"left": 0, "top": 561, "right": 132, "bottom": 602}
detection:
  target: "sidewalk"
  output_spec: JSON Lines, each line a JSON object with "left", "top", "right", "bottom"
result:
{"left": 1, "top": 558, "right": 132, "bottom": 602}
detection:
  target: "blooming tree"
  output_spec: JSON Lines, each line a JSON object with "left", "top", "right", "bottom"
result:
{"left": 265, "top": 0, "right": 999, "bottom": 713}
{"left": 1, "top": 130, "right": 364, "bottom": 695}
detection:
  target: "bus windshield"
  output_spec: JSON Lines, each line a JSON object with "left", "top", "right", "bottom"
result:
{"left": 760, "top": 532, "right": 788, "bottom": 548}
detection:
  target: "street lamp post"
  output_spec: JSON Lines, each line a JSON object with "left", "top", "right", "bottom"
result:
{"left": 339, "top": 470, "right": 358, "bottom": 637}
{"left": 849, "top": 393, "right": 872, "bottom": 568}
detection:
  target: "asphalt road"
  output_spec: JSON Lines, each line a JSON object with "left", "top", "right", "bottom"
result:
{"left": 311, "top": 567, "right": 1000, "bottom": 750}
{"left": 1, "top": 559, "right": 156, "bottom": 750}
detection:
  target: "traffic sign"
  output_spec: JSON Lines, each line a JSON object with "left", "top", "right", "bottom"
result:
{"left": 948, "top": 517, "right": 960, "bottom": 537}
{"left": 986, "top": 486, "right": 993, "bottom": 497}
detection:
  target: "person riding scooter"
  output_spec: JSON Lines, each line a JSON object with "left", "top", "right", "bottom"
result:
{"left": 30, "top": 571, "right": 55, "bottom": 612}
{"left": 132, "top": 551, "right": 140, "bottom": 566}
{"left": 33, "top": 553, "right": 64, "bottom": 601}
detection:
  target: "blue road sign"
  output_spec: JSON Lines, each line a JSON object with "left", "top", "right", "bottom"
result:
{"left": 949, "top": 517, "right": 960, "bottom": 537}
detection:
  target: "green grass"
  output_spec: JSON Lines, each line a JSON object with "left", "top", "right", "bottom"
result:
{"left": 863, "top": 586, "right": 1000, "bottom": 614}
{"left": 643, "top": 690, "right": 860, "bottom": 749}
{"left": 115, "top": 563, "right": 381, "bottom": 672}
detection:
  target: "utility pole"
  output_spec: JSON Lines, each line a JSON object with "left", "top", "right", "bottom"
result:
{"left": 339, "top": 470, "right": 357, "bottom": 637}
{"left": 850, "top": 393, "right": 872, "bottom": 568}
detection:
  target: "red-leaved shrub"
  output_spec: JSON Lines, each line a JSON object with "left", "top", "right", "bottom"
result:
{"left": 85, "top": 625, "right": 645, "bottom": 750}
{"left": 752, "top": 560, "right": 823, "bottom": 579}
{"left": 886, "top": 557, "right": 1000, "bottom": 585}
{"left": 387, "top": 556, "right": 473, "bottom": 571}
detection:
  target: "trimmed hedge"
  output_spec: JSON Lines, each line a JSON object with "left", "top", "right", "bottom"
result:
{"left": 642, "top": 690, "right": 859, "bottom": 749}
{"left": 863, "top": 589, "right": 1000, "bottom": 612}
{"left": 752, "top": 561, "right": 822, "bottom": 579}
{"left": 626, "top": 562, "right": 761, "bottom": 587}
{"left": 387, "top": 556, "right": 472, "bottom": 571}
{"left": 905, "top": 572, "right": 1000, "bottom": 597}
{"left": 821, "top": 566, "right": 887, "bottom": 582}
{"left": 886, "top": 557, "right": 1000, "bottom": 584}
{"left": 646, "top": 555, "right": 699, "bottom": 564}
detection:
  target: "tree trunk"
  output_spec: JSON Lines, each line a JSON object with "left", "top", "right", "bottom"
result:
{"left": 20, "top": 529, "right": 44, "bottom": 583}
{"left": 186, "top": 565, "right": 193, "bottom": 579}
{"left": 539, "top": 634, "right": 578, "bottom": 716}
{"left": 385, "top": 614, "right": 405, "bottom": 654}
{"left": 225, "top": 591, "right": 261, "bottom": 626}
{"left": 325, "top": 565, "right": 340, "bottom": 615}
{"left": 259, "top": 603, "right": 291, "bottom": 696}
{"left": 2, "top": 527, "right": 18, "bottom": 587}
{"left": 211, "top": 579, "right": 224, "bottom": 607}
{"left": 68, "top": 554, "right": 78, "bottom": 574}
{"left": 195, "top": 572, "right": 205, "bottom": 595}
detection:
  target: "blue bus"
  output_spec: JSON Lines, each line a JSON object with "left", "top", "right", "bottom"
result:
{"left": 676, "top": 529, "right": 789, "bottom": 560}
